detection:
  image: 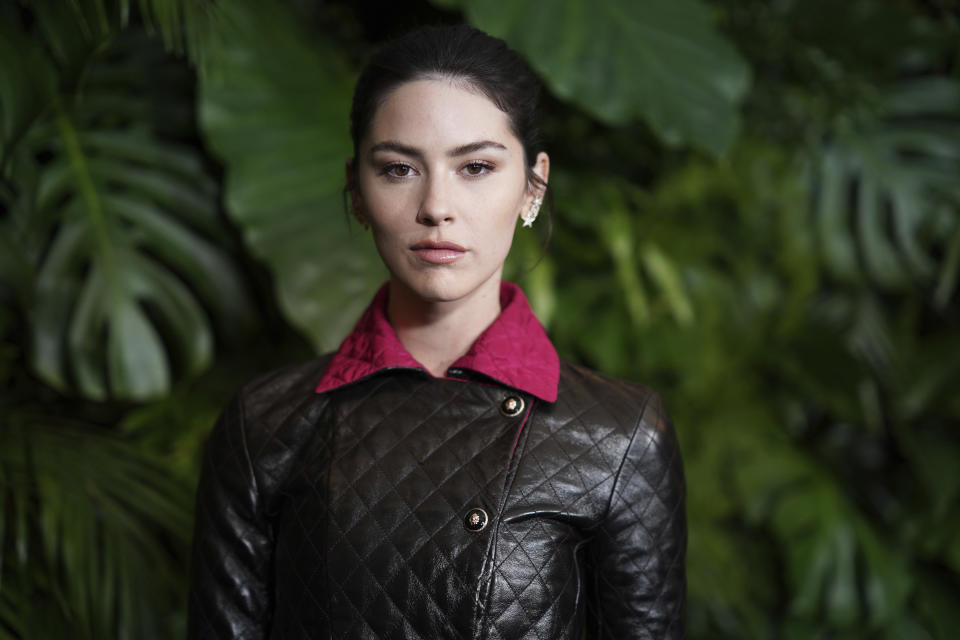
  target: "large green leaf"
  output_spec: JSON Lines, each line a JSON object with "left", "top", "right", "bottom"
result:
{"left": 812, "top": 78, "right": 960, "bottom": 290}
{"left": 0, "top": 4, "right": 57, "bottom": 169}
{"left": 24, "top": 0, "right": 216, "bottom": 61}
{"left": 0, "top": 23, "right": 255, "bottom": 401}
{"left": 0, "top": 414, "right": 192, "bottom": 639}
{"left": 734, "top": 419, "right": 913, "bottom": 630}
{"left": 433, "top": 0, "right": 751, "bottom": 157}
{"left": 199, "top": 0, "right": 384, "bottom": 351}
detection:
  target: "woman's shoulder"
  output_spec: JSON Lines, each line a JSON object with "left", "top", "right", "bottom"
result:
{"left": 235, "top": 353, "right": 335, "bottom": 414}
{"left": 216, "top": 353, "right": 336, "bottom": 451}
{"left": 202, "top": 354, "right": 338, "bottom": 498}
{"left": 557, "top": 359, "right": 659, "bottom": 407}
{"left": 555, "top": 359, "right": 672, "bottom": 439}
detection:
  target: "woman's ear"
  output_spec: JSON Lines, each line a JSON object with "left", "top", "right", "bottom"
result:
{"left": 520, "top": 152, "right": 551, "bottom": 228}
{"left": 532, "top": 151, "right": 550, "bottom": 191}
{"left": 526, "top": 151, "right": 550, "bottom": 204}
{"left": 345, "top": 158, "right": 367, "bottom": 227}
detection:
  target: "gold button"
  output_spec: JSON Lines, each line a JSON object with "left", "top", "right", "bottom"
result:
{"left": 499, "top": 395, "right": 525, "bottom": 417}
{"left": 464, "top": 507, "right": 489, "bottom": 532}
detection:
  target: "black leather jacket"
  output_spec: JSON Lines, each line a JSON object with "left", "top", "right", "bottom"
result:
{"left": 188, "top": 356, "right": 685, "bottom": 639}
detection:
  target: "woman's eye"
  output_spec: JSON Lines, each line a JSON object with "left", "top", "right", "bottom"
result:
{"left": 383, "top": 163, "right": 415, "bottom": 178}
{"left": 463, "top": 162, "right": 493, "bottom": 177}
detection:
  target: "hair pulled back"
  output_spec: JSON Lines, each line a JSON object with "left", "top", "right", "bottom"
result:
{"left": 350, "top": 24, "right": 545, "bottom": 187}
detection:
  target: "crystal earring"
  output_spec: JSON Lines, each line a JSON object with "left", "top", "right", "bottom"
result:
{"left": 521, "top": 195, "right": 542, "bottom": 228}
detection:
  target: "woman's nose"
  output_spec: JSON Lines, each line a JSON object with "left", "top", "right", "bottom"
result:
{"left": 416, "top": 175, "right": 455, "bottom": 226}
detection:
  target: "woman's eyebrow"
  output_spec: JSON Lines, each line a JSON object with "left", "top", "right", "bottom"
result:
{"left": 448, "top": 140, "right": 507, "bottom": 156}
{"left": 368, "top": 140, "right": 421, "bottom": 157}
{"left": 367, "top": 140, "right": 507, "bottom": 158}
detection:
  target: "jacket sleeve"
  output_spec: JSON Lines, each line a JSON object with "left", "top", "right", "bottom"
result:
{"left": 188, "top": 392, "right": 274, "bottom": 639}
{"left": 587, "top": 391, "right": 687, "bottom": 639}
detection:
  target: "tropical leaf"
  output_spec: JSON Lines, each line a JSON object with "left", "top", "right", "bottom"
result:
{"left": 734, "top": 417, "right": 913, "bottom": 630}
{"left": 552, "top": 172, "right": 696, "bottom": 328}
{"left": 0, "top": 20, "right": 255, "bottom": 400}
{"left": 0, "top": 4, "right": 57, "bottom": 170}
{"left": 812, "top": 78, "right": 960, "bottom": 290}
{"left": 433, "top": 0, "right": 751, "bottom": 157}
{"left": 22, "top": 0, "right": 216, "bottom": 60}
{"left": 199, "top": 0, "right": 384, "bottom": 352}
{"left": 0, "top": 413, "right": 192, "bottom": 639}
{"left": 684, "top": 404, "right": 780, "bottom": 639}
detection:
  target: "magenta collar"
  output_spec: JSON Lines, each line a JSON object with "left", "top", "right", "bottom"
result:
{"left": 314, "top": 282, "right": 559, "bottom": 402}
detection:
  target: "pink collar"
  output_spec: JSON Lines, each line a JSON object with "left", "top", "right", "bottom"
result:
{"left": 314, "top": 282, "right": 559, "bottom": 402}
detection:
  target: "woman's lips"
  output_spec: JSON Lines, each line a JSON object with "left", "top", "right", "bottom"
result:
{"left": 411, "top": 240, "right": 466, "bottom": 265}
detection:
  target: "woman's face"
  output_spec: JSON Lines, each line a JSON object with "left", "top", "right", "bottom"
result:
{"left": 353, "top": 79, "right": 548, "bottom": 306}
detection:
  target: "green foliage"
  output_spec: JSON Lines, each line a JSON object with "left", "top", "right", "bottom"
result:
{"left": 812, "top": 78, "right": 960, "bottom": 289}
{"left": 1, "top": 0, "right": 959, "bottom": 637}
{"left": 0, "top": 8, "right": 255, "bottom": 401}
{"left": 0, "top": 1, "right": 257, "bottom": 635}
{"left": 0, "top": 414, "right": 193, "bottom": 639}
{"left": 14, "top": 0, "right": 216, "bottom": 59}
{"left": 434, "top": 0, "right": 751, "bottom": 157}
{"left": 0, "top": 301, "right": 194, "bottom": 638}
{"left": 199, "top": 0, "right": 384, "bottom": 351}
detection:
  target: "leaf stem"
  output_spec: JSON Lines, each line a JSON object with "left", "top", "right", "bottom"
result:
{"left": 53, "top": 98, "right": 116, "bottom": 295}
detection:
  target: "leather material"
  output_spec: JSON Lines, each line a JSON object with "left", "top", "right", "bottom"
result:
{"left": 189, "top": 357, "right": 686, "bottom": 639}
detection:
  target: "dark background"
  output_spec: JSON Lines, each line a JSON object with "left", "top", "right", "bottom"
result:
{"left": 1, "top": 0, "right": 959, "bottom": 637}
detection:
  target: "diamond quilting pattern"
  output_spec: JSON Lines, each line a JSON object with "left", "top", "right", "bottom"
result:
{"left": 482, "top": 363, "right": 686, "bottom": 640}
{"left": 274, "top": 375, "right": 521, "bottom": 639}
{"left": 189, "top": 357, "right": 685, "bottom": 640}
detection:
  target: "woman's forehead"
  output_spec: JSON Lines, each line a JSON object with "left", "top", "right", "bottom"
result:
{"left": 365, "top": 79, "right": 519, "bottom": 152}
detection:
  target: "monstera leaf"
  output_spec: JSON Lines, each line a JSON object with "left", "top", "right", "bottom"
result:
{"left": 199, "top": 0, "right": 384, "bottom": 352}
{"left": 0, "top": 22, "right": 254, "bottom": 401}
{"left": 433, "top": 0, "right": 751, "bottom": 157}
{"left": 728, "top": 415, "right": 913, "bottom": 630}
{"left": 813, "top": 78, "right": 960, "bottom": 290}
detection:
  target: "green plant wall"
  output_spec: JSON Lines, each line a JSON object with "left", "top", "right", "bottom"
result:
{"left": 1, "top": 0, "right": 958, "bottom": 637}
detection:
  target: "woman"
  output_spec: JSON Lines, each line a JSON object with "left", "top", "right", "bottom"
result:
{"left": 189, "top": 24, "right": 685, "bottom": 639}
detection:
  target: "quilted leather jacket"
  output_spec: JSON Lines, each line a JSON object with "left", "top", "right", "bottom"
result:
{"left": 188, "top": 283, "right": 686, "bottom": 639}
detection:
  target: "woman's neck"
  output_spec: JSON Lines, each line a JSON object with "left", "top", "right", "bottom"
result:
{"left": 387, "top": 278, "right": 502, "bottom": 378}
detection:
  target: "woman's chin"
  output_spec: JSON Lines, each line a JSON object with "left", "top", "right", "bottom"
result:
{"left": 389, "top": 270, "right": 499, "bottom": 307}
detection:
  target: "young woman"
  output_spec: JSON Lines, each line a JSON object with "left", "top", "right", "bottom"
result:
{"left": 189, "top": 24, "right": 686, "bottom": 640}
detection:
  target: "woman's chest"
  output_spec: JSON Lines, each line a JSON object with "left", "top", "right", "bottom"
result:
{"left": 267, "top": 376, "right": 625, "bottom": 638}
